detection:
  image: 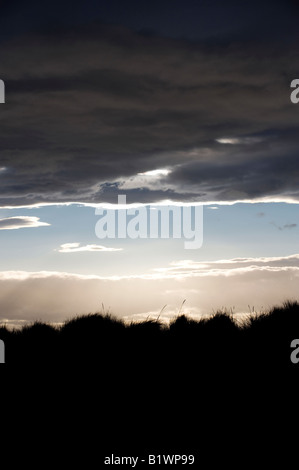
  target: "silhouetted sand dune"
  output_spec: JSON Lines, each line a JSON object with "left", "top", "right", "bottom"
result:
{"left": 2, "top": 301, "right": 299, "bottom": 372}
{"left": 2, "top": 302, "right": 298, "bottom": 464}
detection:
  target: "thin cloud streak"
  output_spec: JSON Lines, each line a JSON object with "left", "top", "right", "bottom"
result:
{"left": 0, "top": 216, "right": 50, "bottom": 230}
{"left": 58, "top": 242, "right": 123, "bottom": 252}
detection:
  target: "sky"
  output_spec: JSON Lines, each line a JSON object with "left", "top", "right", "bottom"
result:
{"left": 0, "top": 0, "right": 299, "bottom": 327}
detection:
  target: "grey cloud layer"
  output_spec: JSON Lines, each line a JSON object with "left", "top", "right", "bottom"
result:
{"left": 0, "top": 24, "right": 298, "bottom": 205}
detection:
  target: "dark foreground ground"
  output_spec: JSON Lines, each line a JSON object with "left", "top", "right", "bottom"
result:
{"left": 1, "top": 301, "right": 299, "bottom": 467}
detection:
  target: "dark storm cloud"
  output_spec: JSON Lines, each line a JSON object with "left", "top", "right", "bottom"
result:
{"left": 1, "top": 0, "right": 298, "bottom": 43}
{"left": 0, "top": 17, "right": 298, "bottom": 206}
{"left": 167, "top": 135, "right": 299, "bottom": 201}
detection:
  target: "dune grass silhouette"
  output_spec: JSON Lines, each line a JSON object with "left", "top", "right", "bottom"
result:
{"left": 1, "top": 300, "right": 298, "bottom": 371}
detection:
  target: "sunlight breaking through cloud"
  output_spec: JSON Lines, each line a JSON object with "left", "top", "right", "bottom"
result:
{"left": 138, "top": 169, "right": 171, "bottom": 177}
